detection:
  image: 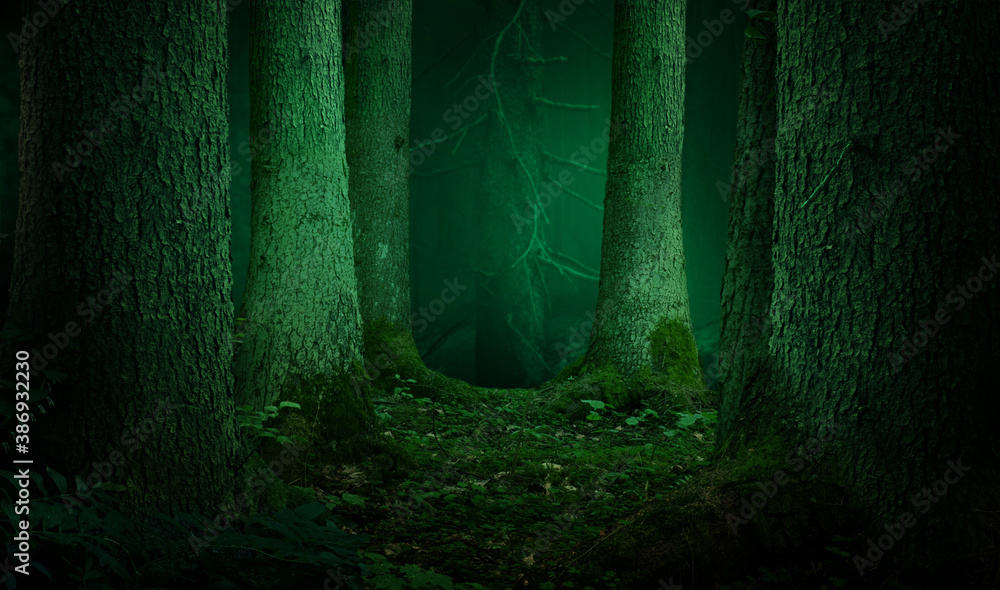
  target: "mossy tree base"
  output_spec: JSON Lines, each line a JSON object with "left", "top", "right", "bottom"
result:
{"left": 362, "top": 318, "right": 484, "bottom": 402}
{"left": 539, "top": 318, "right": 712, "bottom": 419}
{"left": 235, "top": 318, "right": 499, "bottom": 514}
{"left": 535, "top": 431, "right": 997, "bottom": 589}
{"left": 249, "top": 369, "right": 411, "bottom": 492}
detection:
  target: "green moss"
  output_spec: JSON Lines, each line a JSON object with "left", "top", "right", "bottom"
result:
{"left": 254, "top": 369, "right": 408, "bottom": 484}
{"left": 362, "top": 317, "right": 480, "bottom": 403}
{"left": 236, "top": 452, "right": 329, "bottom": 515}
{"left": 580, "top": 363, "right": 629, "bottom": 407}
{"left": 561, "top": 419, "right": 857, "bottom": 588}
{"left": 542, "top": 326, "right": 712, "bottom": 420}
{"left": 239, "top": 453, "right": 298, "bottom": 514}
{"left": 565, "top": 468, "right": 739, "bottom": 588}
{"left": 542, "top": 318, "right": 715, "bottom": 421}
{"left": 541, "top": 359, "right": 636, "bottom": 419}
{"left": 649, "top": 317, "right": 704, "bottom": 390}
{"left": 282, "top": 371, "right": 375, "bottom": 459}
{"left": 554, "top": 353, "right": 585, "bottom": 381}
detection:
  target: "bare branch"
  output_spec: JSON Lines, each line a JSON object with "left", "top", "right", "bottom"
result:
{"left": 516, "top": 55, "right": 569, "bottom": 65}
{"left": 409, "top": 161, "right": 480, "bottom": 179}
{"left": 538, "top": 253, "right": 600, "bottom": 282}
{"left": 532, "top": 96, "right": 600, "bottom": 111}
{"left": 444, "top": 32, "right": 498, "bottom": 90}
{"left": 543, "top": 150, "right": 607, "bottom": 175}
{"left": 550, "top": 249, "right": 600, "bottom": 278}
{"left": 451, "top": 113, "right": 488, "bottom": 154}
{"left": 561, "top": 183, "right": 604, "bottom": 212}
{"left": 409, "top": 114, "right": 488, "bottom": 153}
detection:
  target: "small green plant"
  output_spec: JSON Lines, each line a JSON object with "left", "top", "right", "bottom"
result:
{"left": 231, "top": 316, "right": 262, "bottom": 350}
{"left": 237, "top": 400, "right": 304, "bottom": 446}
{"left": 0, "top": 467, "right": 368, "bottom": 590}
{"left": 324, "top": 492, "right": 366, "bottom": 510}
{"left": 581, "top": 399, "right": 613, "bottom": 421}
{"left": 624, "top": 407, "right": 659, "bottom": 426}
{"left": 661, "top": 409, "right": 717, "bottom": 438}
{"left": 599, "top": 569, "right": 623, "bottom": 589}
{"left": 393, "top": 374, "right": 431, "bottom": 404}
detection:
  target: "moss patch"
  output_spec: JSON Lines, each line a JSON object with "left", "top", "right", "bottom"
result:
{"left": 558, "top": 424, "right": 859, "bottom": 590}
{"left": 540, "top": 319, "right": 711, "bottom": 420}
{"left": 256, "top": 370, "right": 407, "bottom": 483}
{"left": 362, "top": 317, "right": 482, "bottom": 403}
{"left": 648, "top": 317, "right": 705, "bottom": 395}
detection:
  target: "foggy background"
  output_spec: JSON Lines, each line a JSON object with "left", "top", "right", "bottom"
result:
{"left": 0, "top": 0, "right": 744, "bottom": 388}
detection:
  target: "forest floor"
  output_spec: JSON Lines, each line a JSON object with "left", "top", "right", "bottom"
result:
{"left": 303, "top": 375, "right": 722, "bottom": 590}
{"left": 6, "top": 374, "right": 948, "bottom": 589}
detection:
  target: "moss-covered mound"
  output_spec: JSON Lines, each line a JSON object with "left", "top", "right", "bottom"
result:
{"left": 540, "top": 318, "right": 711, "bottom": 419}
{"left": 251, "top": 370, "right": 409, "bottom": 487}
{"left": 362, "top": 318, "right": 485, "bottom": 402}
{"left": 546, "top": 422, "right": 865, "bottom": 589}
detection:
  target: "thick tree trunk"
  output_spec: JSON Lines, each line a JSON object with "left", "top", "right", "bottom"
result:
{"left": 0, "top": 16, "right": 16, "bottom": 322}
{"left": 585, "top": 0, "right": 702, "bottom": 391}
{"left": 474, "top": 0, "right": 549, "bottom": 388}
{"left": 6, "top": 0, "right": 237, "bottom": 514}
{"left": 234, "top": 0, "right": 382, "bottom": 467}
{"left": 715, "top": 0, "right": 778, "bottom": 445}
{"left": 766, "top": 0, "right": 999, "bottom": 570}
{"left": 236, "top": 0, "right": 364, "bottom": 411}
{"left": 344, "top": 0, "right": 413, "bottom": 334}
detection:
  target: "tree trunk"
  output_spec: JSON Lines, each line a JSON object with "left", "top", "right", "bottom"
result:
{"left": 715, "top": 0, "right": 778, "bottom": 444}
{"left": 766, "top": 0, "right": 999, "bottom": 569}
{"left": 583, "top": 0, "right": 703, "bottom": 398}
{"left": 235, "top": 0, "right": 376, "bottom": 463}
{"left": 342, "top": 0, "right": 480, "bottom": 404}
{"left": 236, "top": 0, "right": 363, "bottom": 408}
{"left": 6, "top": 0, "right": 237, "bottom": 514}
{"left": 474, "top": 0, "right": 549, "bottom": 388}
{"left": 344, "top": 0, "right": 413, "bottom": 335}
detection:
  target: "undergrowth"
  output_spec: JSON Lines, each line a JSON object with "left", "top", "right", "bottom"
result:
{"left": 0, "top": 374, "right": 718, "bottom": 589}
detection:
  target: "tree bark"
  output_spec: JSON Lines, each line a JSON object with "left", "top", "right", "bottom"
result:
{"left": 6, "top": 0, "right": 237, "bottom": 514}
{"left": 236, "top": 0, "right": 364, "bottom": 411}
{"left": 715, "top": 0, "right": 778, "bottom": 444}
{"left": 344, "top": 0, "right": 413, "bottom": 335}
{"left": 766, "top": 0, "right": 999, "bottom": 568}
{"left": 585, "top": 0, "right": 702, "bottom": 391}
{"left": 341, "top": 0, "right": 481, "bottom": 405}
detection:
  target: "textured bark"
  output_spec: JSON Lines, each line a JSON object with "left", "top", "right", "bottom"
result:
{"left": 716, "top": 0, "right": 777, "bottom": 444}
{"left": 586, "top": 0, "right": 701, "bottom": 384}
{"left": 344, "top": 0, "right": 413, "bottom": 334}
{"left": 474, "top": 0, "right": 548, "bottom": 388}
{"left": 342, "top": 0, "right": 484, "bottom": 405}
{"left": 235, "top": 0, "right": 364, "bottom": 411}
{"left": 765, "top": 0, "right": 1000, "bottom": 567}
{"left": 0, "top": 27, "right": 16, "bottom": 321}
{"left": 6, "top": 0, "right": 237, "bottom": 514}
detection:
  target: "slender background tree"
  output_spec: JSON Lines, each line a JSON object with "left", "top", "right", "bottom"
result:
{"left": 345, "top": 0, "right": 413, "bottom": 338}
{"left": 555, "top": 0, "right": 704, "bottom": 415}
{"left": 343, "top": 0, "right": 482, "bottom": 404}
{"left": 474, "top": 0, "right": 549, "bottom": 388}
